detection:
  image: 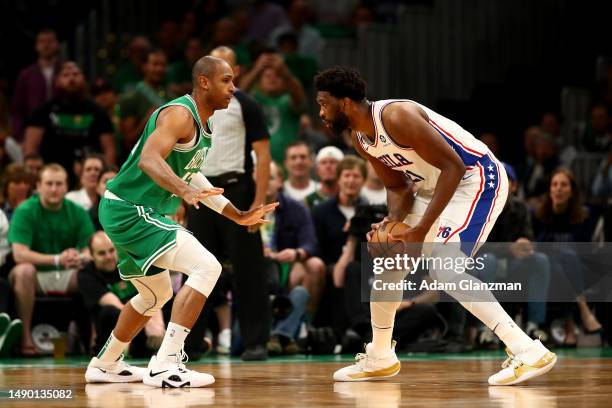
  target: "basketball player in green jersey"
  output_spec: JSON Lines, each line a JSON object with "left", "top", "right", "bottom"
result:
{"left": 84, "top": 56, "right": 278, "bottom": 388}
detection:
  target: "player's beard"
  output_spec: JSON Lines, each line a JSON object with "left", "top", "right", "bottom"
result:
{"left": 331, "top": 111, "right": 350, "bottom": 135}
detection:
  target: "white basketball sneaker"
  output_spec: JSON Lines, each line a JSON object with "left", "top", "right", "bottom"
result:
{"left": 333, "top": 341, "right": 401, "bottom": 382}
{"left": 143, "top": 349, "right": 215, "bottom": 388}
{"left": 85, "top": 354, "right": 147, "bottom": 383}
{"left": 488, "top": 339, "right": 557, "bottom": 385}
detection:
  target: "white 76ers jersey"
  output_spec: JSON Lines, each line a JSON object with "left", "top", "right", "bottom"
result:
{"left": 356, "top": 99, "right": 491, "bottom": 193}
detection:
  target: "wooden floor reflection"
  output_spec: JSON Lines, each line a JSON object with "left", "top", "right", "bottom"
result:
{"left": 1, "top": 357, "right": 611, "bottom": 407}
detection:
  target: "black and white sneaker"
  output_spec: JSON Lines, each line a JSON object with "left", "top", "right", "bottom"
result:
{"left": 143, "top": 350, "right": 215, "bottom": 388}
{"left": 85, "top": 354, "right": 146, "bottom": 383}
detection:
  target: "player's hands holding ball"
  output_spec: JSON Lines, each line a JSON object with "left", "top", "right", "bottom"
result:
{"left": 367, "top": 217, "right": 425, "bottom": 258}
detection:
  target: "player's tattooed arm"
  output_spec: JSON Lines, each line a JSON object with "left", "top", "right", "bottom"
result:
{"left": 383, "top": 103, "right": 465, "bottom": 235}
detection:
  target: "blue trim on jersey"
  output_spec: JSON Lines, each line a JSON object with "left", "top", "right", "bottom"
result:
{"left": 433, "top": 127, "right": 483, "bottom": 166}
{"left": 458, "top": 156, "right": 501, "bottom": 256}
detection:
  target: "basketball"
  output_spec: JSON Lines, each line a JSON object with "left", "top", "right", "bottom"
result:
{"left": 367, "top": 221, "right": 410, "bottom": 258}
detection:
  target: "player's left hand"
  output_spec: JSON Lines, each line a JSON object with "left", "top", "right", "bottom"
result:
{"left": 237, "top": 202, "right": 279, "bottom": 226}
{"left": 247, "top": 200, "right": 266, "bottom": 233}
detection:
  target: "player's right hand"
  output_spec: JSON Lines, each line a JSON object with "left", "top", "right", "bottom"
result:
{"left": 367, "top": 217, "right": 391, "bottom": 241}
{"left": 182, "top": 186, "right": 224, "bottom": 209}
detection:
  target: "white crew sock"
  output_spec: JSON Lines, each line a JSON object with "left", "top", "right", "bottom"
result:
{"left": 157, "top": 322, "right": 191, "bottom": 362}
{"left": 370, "top": 301, "right": 400, "bottom": 357}
{"left": 97, "top": 332, "right": 129, "bottom": 362}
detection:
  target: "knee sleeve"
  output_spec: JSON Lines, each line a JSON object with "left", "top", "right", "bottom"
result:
{"left": 153, "top": 230, "right": 222, "bottom": 297}
{"left": 130, "top": 270, "right": 174, "bottom": 317}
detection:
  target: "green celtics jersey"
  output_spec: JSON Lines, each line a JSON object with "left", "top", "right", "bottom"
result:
{"left": 107, "top": 94, "right": 211, "bottom": 215}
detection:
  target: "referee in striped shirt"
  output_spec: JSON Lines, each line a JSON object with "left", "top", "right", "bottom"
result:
{"left": 187, "top": 46, "right": 272, "bottom": 361}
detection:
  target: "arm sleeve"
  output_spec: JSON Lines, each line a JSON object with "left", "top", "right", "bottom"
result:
{"left": 190, "top": 172, "right": 230, "bottom": 213}
{"left": 235, "top": 92, "right": 270, "bottom": 144}
{"left": 295, "top": 202, "right": 319, "bottom": 256}
{"left": 8, "top": 206, "right": 34, "bottom": 247}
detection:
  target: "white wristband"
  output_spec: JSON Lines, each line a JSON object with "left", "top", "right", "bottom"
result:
{"left": 189, "top": 172, "right": 231, "bottom": 214}
{"left": 54, "top": 254, "right": 60, "bottom": 269}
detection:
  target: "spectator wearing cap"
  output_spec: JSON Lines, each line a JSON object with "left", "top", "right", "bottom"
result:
{"left": 283, "top": 141, "right": 317, "bottom": 203}
{"left": 360, "top": 161, "right": 387, "bottom": 205}
{"left": 477, "top": 163, "right": 552, "bottom": 342}
{"left": 306, "top": 146, "right": 344, "bottom": 208}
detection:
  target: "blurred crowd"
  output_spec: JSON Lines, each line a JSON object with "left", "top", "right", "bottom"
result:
{"left": 0, "top": 0, "right": 611, "bottom": 360}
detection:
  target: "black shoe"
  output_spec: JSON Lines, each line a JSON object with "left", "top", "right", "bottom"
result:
{"left": 241, "top": 345, "right": 268, "bottom": 361}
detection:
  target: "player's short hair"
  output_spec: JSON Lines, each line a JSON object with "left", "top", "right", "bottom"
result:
{"left": 336, "top": 155, "right": 367, "bottom": 179}
{"left": 314, "top": 66, "right": 367, "bottom": 101}
{"left": 192, "top": 56, "right": 225, "bottom": 85}
{"left": 38, "top": 163, "right": 68, "bottom": 183}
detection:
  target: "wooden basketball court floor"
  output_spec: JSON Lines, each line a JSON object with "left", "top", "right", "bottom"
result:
{"left": 1, "top": 349, "right": 611, "bottom": 407}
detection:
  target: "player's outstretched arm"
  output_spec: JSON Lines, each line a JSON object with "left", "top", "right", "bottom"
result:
{"left": 138, "top": 106, "right": 222, "bottom": 206}
{"left": 222, "top": 201, "right": 279, "bottom": 226}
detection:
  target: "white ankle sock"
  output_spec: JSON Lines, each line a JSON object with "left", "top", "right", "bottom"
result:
{"left": 157, "top": 322, "right": 191, "bottom": 362}
{"left": 97, "top": 332, "right": 129, "bottom": 362}
{"left": 370, "top": 301, "right": 400, "bottom": 357}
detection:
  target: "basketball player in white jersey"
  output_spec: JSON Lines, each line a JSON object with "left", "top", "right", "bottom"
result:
{"left": 314, "top": 66, "right": 556, "bottom": 385}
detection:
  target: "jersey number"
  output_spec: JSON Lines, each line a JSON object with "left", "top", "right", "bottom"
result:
{"left": 403, "top": 170, "right": 425, "bottom": 183}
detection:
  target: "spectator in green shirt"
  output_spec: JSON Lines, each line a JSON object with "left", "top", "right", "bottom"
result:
{"left": 118, "top": 49, "right": 170, "bottom": 162}
{"left": 241, "top": 52, "right": 305, "bottom": 164}
{"left": 167, "top": 37, "right": 205, "bottom": 98}
{"left": 8, "top": 163, "right": 95, "bottom": 356}
{"left": 113, "top": 36, "right": 151, "bottom": 94}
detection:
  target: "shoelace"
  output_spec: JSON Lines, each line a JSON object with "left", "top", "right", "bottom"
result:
{"left": 173, "top": 349, "right": 189, "bottom": 371}
{"left": 354, "top": 352, "right": 369, "bottom": 370}
{"left": 501, "top": 350, "right": 524, "bottom": 370}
